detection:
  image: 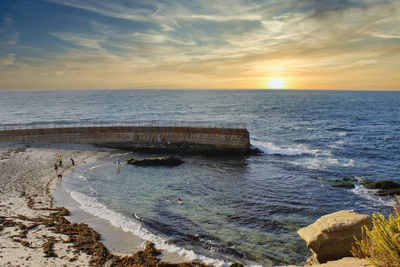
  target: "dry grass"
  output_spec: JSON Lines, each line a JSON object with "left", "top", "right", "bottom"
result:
{"left": 351, "top": 206, "right": 400, "bottom": 267}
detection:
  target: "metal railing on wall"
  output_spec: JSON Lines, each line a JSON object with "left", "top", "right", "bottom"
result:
{"left": 0, "top": 120, "right": 246, "bottom": 131}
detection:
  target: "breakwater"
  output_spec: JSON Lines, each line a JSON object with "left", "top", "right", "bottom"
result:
{"left": 0, "top": 123, "right": 251, "bottom": 154}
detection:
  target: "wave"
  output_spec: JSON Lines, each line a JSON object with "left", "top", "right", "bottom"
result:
{"left": 69, "top": 191, "right": 228, "bottom": 266}
{"left": 251, "top": 140, "right": 319, "bottom": 156}
{"left": 88, "top": 164, "right": 102, "bottom": 170}
{"left": 77, "top": 174, "right": 88, "bottom": 181}
{"left": 328, "top": 140, "right": 345, "bottom": 149}
{"left": 327, "top": 127, "right": 353, "bottom": 132}
{"left": 291, "top": 157, "right": 355, "bottom": 169}
{"left": 351, "top": 185, "right": 397, "bottom": 208}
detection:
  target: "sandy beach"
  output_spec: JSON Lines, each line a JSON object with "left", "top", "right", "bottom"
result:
{"left": 0, "top": 143, "right": 100, "bottom": 266}
{"left": 0, "top": 143, "right": 207, "bottom": 266}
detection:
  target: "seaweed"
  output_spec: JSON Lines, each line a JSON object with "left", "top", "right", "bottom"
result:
{"left": 332, "top": 183, "right": 355, "bottom": 188}
{"left": 43, "top": 237, "right": 57, "bottom": 257}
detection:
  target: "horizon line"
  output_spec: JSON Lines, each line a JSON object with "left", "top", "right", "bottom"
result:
{"left": 0, "top": 88, "right": 400, "bottom": 91}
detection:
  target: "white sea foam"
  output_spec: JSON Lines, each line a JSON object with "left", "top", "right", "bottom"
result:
{"left": 88, "top": 164, "right": 102, "bottom": 170}
{"left": 77, "top": 174, "right": 88, "bottom": 181}
{"left": 328, "top": 140, "right": 345, "bottom": 149}
{"left": 351, "top": 185, "right": 397, "bottom": 208}
{"left": 251, "top": 140, "right": 319, "bottom": 156}
{"left": 328, "top": 158, "right": 355, "bottom": 167}
{"left": 291, "top": 157, "right": 355, "bottom": 169}
{"left": 69, "top": 191, "right": 228, "bottom": 266}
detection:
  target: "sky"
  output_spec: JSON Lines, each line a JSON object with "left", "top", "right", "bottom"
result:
{"left": 0, "top": 0, "right": 399, "bottom": 90}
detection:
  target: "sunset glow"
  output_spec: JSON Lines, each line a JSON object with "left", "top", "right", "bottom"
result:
{"left": 0, "top": 1, "right": 399, "bottom": 90}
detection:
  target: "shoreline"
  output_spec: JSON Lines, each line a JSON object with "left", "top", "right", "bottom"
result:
{"left": 0, "top": 143, "right": 212, "bottom": 266}
{"left": 52, "top": 157, "right": 193, "bottom": 264}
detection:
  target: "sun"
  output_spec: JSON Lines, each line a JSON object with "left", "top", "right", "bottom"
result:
{"left": 269, "top": 78, "right": 285, "bottom": 89}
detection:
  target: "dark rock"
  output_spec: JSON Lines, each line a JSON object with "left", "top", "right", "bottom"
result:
{"left": 127, "top": 156, "right": 184, "bottom": 166}
{"left": 366, "top": 180, "right": 400, "bottom": 196}
{"left": 375, "top": 188, "right": 400, "bottom": 196}
{"left": 248, "top": 146, "right": 262, "bottom": 155}
{"left": 366, "top": 180, "right": 400, "bottom": 190}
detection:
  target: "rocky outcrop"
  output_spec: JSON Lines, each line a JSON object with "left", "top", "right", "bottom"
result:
{"left": 297, "top": 210, "right": 372, "bottom": 264}
{"left": 366, "top": 180, "right": 400, "bottom": 196}
{"left": 126, "top": 156, "right": 184, "bottom": 166}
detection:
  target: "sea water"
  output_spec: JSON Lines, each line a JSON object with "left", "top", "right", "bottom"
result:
{"left": 1, "top": 89, "right": 400, "bottom": 266}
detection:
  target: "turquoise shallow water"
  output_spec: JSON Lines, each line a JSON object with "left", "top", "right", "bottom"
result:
{"left": 1, "top": 89, "right": 400, "bottom": 265}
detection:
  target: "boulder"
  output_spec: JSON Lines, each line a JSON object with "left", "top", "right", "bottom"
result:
{"left": 366, "top": 180, "right": 400, "bottom": 190}
{"left": 126, "top": 156, "right": 184, "bottom": 166}
{"left": 366, "top": 180, "right": 400, "bottom": 196}
{"left": 297, "top": 210, "right": 372, "bottom": 264}
{"left": 375, "top": 188, "right": 400, "bottom": 196}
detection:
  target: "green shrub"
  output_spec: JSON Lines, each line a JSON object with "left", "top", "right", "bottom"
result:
{"left": 351, "top": 207, "right": 400, "bottom": 266}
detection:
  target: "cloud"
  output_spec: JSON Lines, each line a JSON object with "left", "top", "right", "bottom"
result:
{"left": 0, "top": 54, "right": 16, "bottom": 67}
{"left": 368, "top": 32, "right": 400, "bottom": 39}
{"left": 1, "top": 15, "right": 20, "bottom": 45}
{"left": 50, "top": 32, "right": 105, "bottom": 50}
{"left": 1, "top": 0, "right": 399, "bottom": 89}
{"left": 5, "top": 32, "right": 20, "bottom": 45}
{"left": 44, "top": 0, "right": 156, "bottom": 22}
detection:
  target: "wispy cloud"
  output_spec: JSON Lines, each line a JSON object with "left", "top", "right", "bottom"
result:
{"left": 1, "top": 16, "right": 20, "bottom": 45}
{"left": 4, "top": 32, "right": 20, "bottom": 45}
{"left": 0, "top": 53, "right": 16, "bottom": 67}
{"left": 1, "top": 0, "right": 399, "bottom": 89}
{"left": 368, "top": 32, "right": 400, "bottom": 39}
{"left": 44, "top": 0, "right": 155, "bottom": 22}
{"left": 50, "top": 32, "right": 105, "bottom": 50}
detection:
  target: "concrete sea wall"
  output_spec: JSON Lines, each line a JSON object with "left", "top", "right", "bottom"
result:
{"left": 0, "top": 126, "right": 250, "bottom": 154}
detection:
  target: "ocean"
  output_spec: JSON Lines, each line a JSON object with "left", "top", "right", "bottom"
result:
{"left": 1, "top": 89, "right": 400, "bottom": 266}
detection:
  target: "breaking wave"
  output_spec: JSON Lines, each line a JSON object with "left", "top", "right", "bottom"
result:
{"left": 351, "top": 185, "right": 397, "bottom": 208}
{"left": 69, "top": 191, "right": 228, "bottom": 267}
{"left": 251, "top": 140, "right": 319, "bottom": 156}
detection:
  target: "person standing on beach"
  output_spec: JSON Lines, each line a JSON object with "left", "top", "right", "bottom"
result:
{"left": 54, "top": 162, "right": 58, "bottom": 172}
{"left": 116, "top": 158, "right": 121, "bottom": 169}
{"left": 57, "top": 172, "right": 62, "bottom": 181}
{"left": 71, "top": 158, "right": 75, "bottom": 166}
{"left": 59, "top": 155, "right": 63, "bottom": 167}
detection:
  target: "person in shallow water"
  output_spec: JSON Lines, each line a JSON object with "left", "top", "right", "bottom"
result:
{"left": 116, "top": 158, "right": 121, "bottom": 168}
{"left": 178, "top": 198, "right": 183, "bottom": 205}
